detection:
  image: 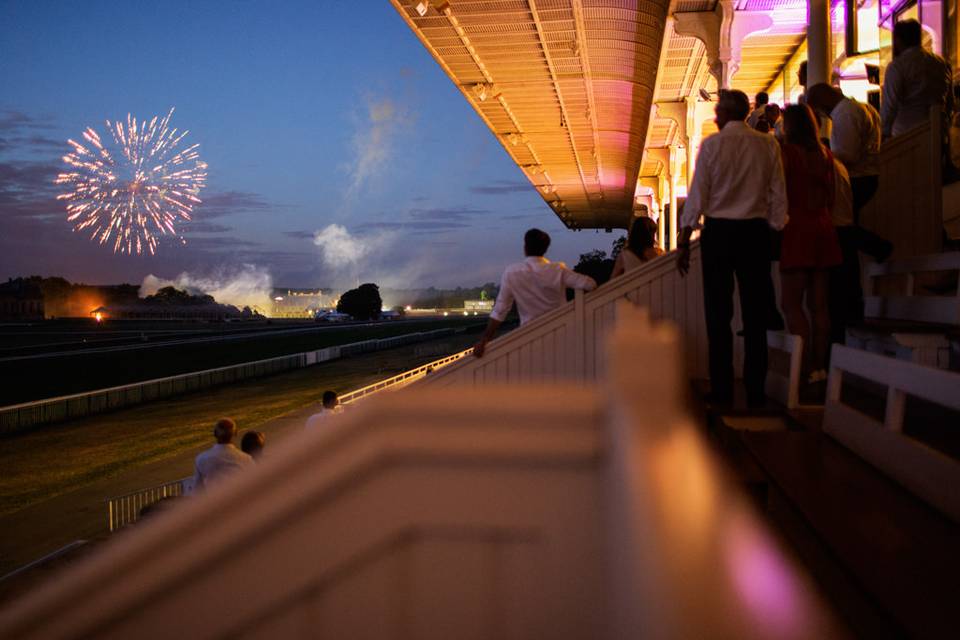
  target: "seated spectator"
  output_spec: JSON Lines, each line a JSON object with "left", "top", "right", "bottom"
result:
{"left": 611, "top": 217, "right": 664, "bottom": 278}
{"left": 474, "top": 228, "right": 597, "bottom": 358}
{"left": 305, "top": 390, "right": 341, "bottom": 430}
{"left": 192, "top": 418, "right": 253, "bottom": 489}
{"left": 241, "top": 431, "right": 265, "bottom": 460}
{"left": 778, "top": 105, "right": 842, "bottom": 386}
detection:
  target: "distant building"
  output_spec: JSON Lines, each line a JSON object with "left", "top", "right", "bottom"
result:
{"left": 464, "top": 299, "right": 494, "bottom": 313}
{"left": 0, "top": 278, "right": 45, "bottom": 321}
{"left": 272, "top": 289, "right": 327, "bottom": 318}
{"left": 91, "top": 302, "right": 241, "bottom": 322}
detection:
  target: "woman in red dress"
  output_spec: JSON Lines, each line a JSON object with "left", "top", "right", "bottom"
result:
{"left": 779, "top": 104, "right": 842, "bottom": 384}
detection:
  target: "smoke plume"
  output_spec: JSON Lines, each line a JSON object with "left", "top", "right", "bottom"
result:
{"left": 140, "top": 264, "right": 273, "bottom": 312}
{"left": 313, "top": 224, "right": 387, "bottom": 270}
{"left": 345, "top": 97, "right": 404, "bottom": 200}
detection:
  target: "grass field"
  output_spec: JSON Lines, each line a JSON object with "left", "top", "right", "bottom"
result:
{"left": 0, "top": 332, "right": 478, "bottom": 517}
{"left": 0, "top": 317, "right": 482, "bottom": 404}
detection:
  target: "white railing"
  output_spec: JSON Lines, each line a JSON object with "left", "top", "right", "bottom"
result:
{"left": 0, "top": 328, "right": 458, "bottom": 434}
{"left": 422, "top": 242, "right": 730, "bottom": 387}
{"left": 107, "top": 478, "right": 188, "bottom": 532}
{"left": 824, "top": 344, "right": 960, "bottom": 522}
{"left": 102, "top": 348, "right": 473, "bottom": 532}
{"left": 339, "top": 348, "right": 471, "bottom": 405}
{"left": 0, "top": 303, "right": 839, "bottom": 639}
{"left": 864, "top": 251, "right": 960, "bottom": 326}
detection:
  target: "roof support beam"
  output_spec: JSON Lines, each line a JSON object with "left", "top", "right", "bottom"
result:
{"left": 673, "top": 2, "right": 773, "bottom": 89}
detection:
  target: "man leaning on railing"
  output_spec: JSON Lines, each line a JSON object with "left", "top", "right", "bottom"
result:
{"left": 474, "top": 228, "right": 597, "bottom": 358}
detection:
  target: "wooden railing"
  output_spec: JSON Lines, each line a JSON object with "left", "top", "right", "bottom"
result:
{"left": 0, "top": 303, "right": 839, "bottom": 639}
{"left": 863, "top": 106, "right": 943, "bottom": 260}
{"left": 825, "top": 345, "right": 960, "bottom": 522}
{"left": 423, "top": 242, "right": 723, "bottom": 387}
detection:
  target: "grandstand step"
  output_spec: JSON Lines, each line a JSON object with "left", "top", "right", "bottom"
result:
{"left": 741, "top": 430, "right": 960, "bottom": 639}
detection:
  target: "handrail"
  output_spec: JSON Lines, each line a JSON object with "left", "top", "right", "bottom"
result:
{"left": 338, "top": 348, "right": 472, "bottom": 405}
{"left": 420, "top": 242, "right": 716, "bottom": 386}
{"left": 104, "top": 347, "right": 474, "bottom": 531}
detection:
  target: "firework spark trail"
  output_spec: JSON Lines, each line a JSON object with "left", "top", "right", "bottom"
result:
{"left": 55, "top": 108, "right": 207, "bottom": 255}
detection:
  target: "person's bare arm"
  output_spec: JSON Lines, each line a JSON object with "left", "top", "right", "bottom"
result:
{"left": 611, "top": 251, "right": 625, "bottom": 279}
{"left": 473, "top": 317, "right": 503, "bottom": 358}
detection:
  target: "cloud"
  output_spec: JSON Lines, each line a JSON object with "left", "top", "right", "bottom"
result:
{"left": 313, "top": 223, "right": 389, "bottom": 269}
{"left": 0, "top": 159, "right": 62, "bottom": 219}
{"left": 469, "top": 179, "right": 531, "bottom": 195}
{"left": 140, "top": 264, "right": 273, "bottom": 311}
{"left": 344, "top": 97, "right": 405, "bottom": 200}
{"left": 183, "top": 222, "right": 232, "bottom": 234}
{"left": 283, "top": 230, "right": 316, "bottom": 239}
{"left": 408, "top": 206, "right": 487, "bottom": 221}
{"left": 0, "top": 110, "right": 55, "bottom": 132}
{"left": 360, "top": 221, "right": 470, "bottom": 231}
{"left": 193, "top": 190, "right": 272, "bottom": 219}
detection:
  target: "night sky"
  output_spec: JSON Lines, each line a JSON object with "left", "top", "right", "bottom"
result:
{"left": 0, "top": 1, "right": 616, "bottom": 290}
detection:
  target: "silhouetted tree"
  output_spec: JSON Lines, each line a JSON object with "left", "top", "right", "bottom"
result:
{"left": 337, "top": 283, "right": 382, "bottom": 320}
{"left": 573, "top": 249, "right": 615, "bottom": 287}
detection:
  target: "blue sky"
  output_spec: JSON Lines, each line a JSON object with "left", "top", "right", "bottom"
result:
{"left": 0, "top": 0, "right": 617, "bottom": 289}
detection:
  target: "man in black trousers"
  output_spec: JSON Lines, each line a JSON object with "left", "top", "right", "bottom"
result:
{"left": 677, "top": 90, "right": 788, "bottom": 408}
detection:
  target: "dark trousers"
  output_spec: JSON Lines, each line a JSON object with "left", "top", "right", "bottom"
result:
{"left": 850, "top": 175, "right": 892, "bottom": 261}
{"left": 701, "top": 218, "right": 771, "bottom": 402}
{"left": 828, "top": 226, "right": 864, "bottom": 346}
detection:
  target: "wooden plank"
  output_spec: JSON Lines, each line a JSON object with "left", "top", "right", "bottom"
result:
{"left": 864, "top": 296, "right": 959, "bottom": 325}
{"left": 824, "top": 402, "right": 960, "bottom": 522}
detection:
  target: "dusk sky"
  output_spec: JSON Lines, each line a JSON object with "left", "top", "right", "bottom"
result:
{"left": 0, "top": 1, "right": 617, "bottom": 290}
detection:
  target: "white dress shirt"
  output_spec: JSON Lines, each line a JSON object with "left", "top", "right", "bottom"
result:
{"left": 881, "top": 45, "right": 953, "bottom": 138}
{"left": 193, "top": 443, "right": 253, "bottom": 489}
{"left": 305, "top": 405, "right": 343, "bottom": 430}
{"left": 830, "top": 97, "right": 881, "bottom": 178}
{"left": 681, "top": 121, "right": 788, "bottom": 231}
{"left": 490, "top": 256, "right": 597, "bottom": 325}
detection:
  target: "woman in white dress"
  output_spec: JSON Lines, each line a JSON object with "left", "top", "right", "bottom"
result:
{"left": 611, "top": 216, "right": 664, "bottom": 279}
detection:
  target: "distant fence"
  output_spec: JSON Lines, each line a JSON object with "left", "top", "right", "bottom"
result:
{"left": 105, "top": 346, "right": 472, "bottom": 532}
{"left": 0, "top": 329, "right": 456, "bottom": 434}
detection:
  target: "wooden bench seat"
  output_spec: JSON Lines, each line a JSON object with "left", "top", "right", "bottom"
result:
{"left": 742, "top": 430, "right": 960, "bottom": 639}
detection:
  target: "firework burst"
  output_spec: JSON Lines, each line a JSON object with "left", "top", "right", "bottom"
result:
{"left": 55, "top": 108, "right": 207, "bottom": 255}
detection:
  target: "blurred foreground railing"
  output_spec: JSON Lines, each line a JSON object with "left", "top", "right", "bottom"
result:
{"left": 0, "top": 302, "right": 841, "bottom": 639}
{"left": 105, "top": 347, "right": 472, "bottom": 532}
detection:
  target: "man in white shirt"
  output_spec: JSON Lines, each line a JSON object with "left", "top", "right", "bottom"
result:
{"left": 881, "top": 19, "right": 952, "bottom": 139}
{"left": 473, "top": 228, "right": 597, "bottom": 358}
{"left": 193, "top": 418, "right": 253, "bottom": 489}
{"left": 676, "top": 90, "right": 788, "bottom": 408}
{"left": 305, "top": 390, "right": 342, "bottom": 430}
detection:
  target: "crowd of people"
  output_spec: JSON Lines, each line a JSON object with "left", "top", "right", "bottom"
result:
{"left": 677, "top": 19, "right": 950, "bottom": 406}
{"left": 472, "top": 20, "right": 949, "bottom": 408}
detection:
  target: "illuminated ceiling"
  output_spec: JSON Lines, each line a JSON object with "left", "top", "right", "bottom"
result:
{"left": 391, "top": 0, "right": 810, "bottom": 229}
{"left": 389, "top": 0, "right": 672, "bottom": 230}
